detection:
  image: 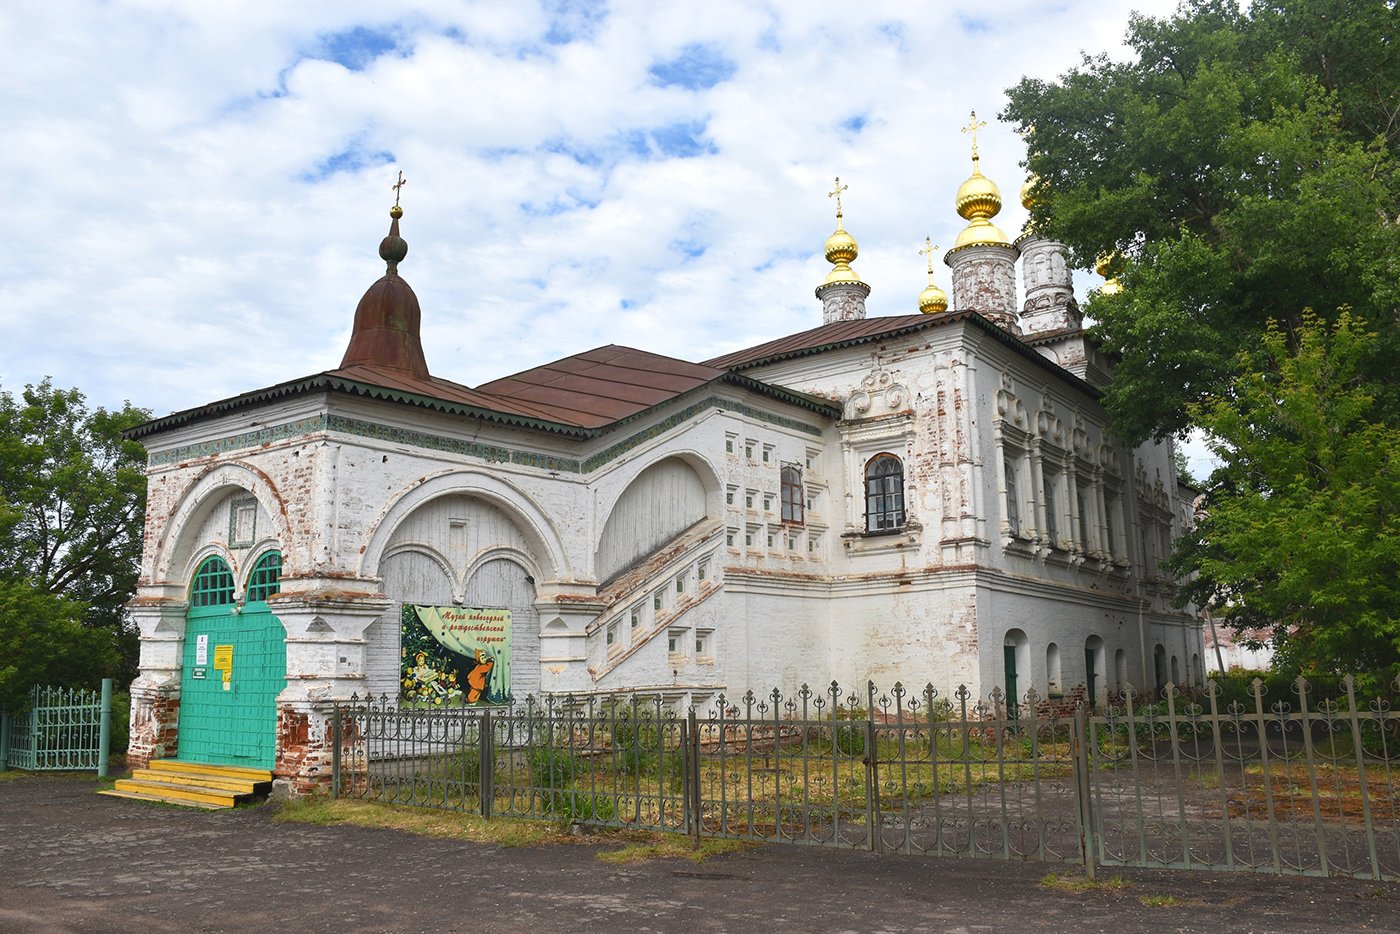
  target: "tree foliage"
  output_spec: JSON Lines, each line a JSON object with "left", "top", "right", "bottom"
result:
{"left": 0, "top": 581, "right": 121, "bottom": 711}
{"left": 0, "top": 380, "right": 149, "bottom": 690}
{"left": 1003, "top": 0, "right": 1399, "bottom": 444}
{"left": 1170, "top": 314, "right": 1400, "bottom": 674}
{"left": 1004, "top": 1, "right": 1400, "bottom": 673}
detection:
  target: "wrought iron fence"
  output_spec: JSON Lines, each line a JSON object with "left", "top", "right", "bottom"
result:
{"left": 331, "top": 674, "right": 1400, "bottom": 881}
{"left": 1, "top": 680, "right": 113, "bottom": 774}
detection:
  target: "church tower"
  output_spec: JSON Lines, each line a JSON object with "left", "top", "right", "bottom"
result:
{"left": 1014, "top": 175, "right": 1080, "bottom": 335}
{"left": 944, "top": 112, "right": 1019, "bottom": 333}
{"left": 815, "top": 177, "right": 871, "bottom": 324}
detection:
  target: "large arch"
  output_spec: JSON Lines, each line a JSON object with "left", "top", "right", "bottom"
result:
{"left": 363, "top": 478, "right": 555, "bottom": 700}
{"left": 359, "top": 469, "right": 568, "bottom": 583}
{"left": 593, "top": 450, "right": 722, "bottom": 584}
{"left": 152, "top": 462, "right": 295, "bottom": 587}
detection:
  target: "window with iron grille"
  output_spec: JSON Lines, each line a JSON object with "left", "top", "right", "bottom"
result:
{"left": 190, "top": 556, "right": 235, "bottom": 607}
{"left": 780, "top": 465, "right": 804, "bottom": 524}
{"left": 245, "top": 551, "right": 282, "bottom": 603}
{"left": 864, "top": 454, "right": 905, "bottom": 532}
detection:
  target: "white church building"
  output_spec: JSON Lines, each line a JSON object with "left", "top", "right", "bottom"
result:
{"left": 125, "top": 137, "right": 1203, "bottom": 791}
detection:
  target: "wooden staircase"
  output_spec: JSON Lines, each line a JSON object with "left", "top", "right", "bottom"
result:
{"left": 98, "top": 759, "right": 273, "bottom": 810}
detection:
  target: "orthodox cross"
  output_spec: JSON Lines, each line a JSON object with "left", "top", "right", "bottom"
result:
{"left": 961, "top": 111, "right": 987, "bottom": 163}
{"left": 828, "top": 176, "right": 848, "bottom": 221}
{"left": 392, "top": 170, "right": 407, "bottom": 207}
{"left": 919, "top": 237, "right": 939, "bottom": 281}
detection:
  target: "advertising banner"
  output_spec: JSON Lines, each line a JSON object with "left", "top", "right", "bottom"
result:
{"left": 400, "top": 605, "right": 511, "bottom": 706}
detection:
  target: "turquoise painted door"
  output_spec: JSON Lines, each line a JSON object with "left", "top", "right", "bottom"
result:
{"left": 178, "top": 603, "right": 286, "bottom": 768}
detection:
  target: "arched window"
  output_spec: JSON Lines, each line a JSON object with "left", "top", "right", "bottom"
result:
{"left": 190, "top": 556, "right": 235, "bottom": 607}
{"left": 781, "top": 465, "right": 804, "bottom": 525}
{"left": 864, "top": 454, "right": 905, "bottom": 532}
{"left": 246, "top": 551, "right": 282, "bottom": 604}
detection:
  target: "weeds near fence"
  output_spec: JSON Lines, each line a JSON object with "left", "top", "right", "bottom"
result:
{"left": 332, "top": 674, "right": 1400, "bottom": 881}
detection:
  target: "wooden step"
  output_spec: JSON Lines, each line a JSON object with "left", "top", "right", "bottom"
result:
{"left": 96, "top": 788, "right": 226, "bottom": 810}
{"left": 111, "top": 778, "right": 243, "bottom": 808}
{"left": 147, "top": 759, "right": 273, "bottom": 783}
{"left": 127, "top": 768, "right": 268, "bottom": 795}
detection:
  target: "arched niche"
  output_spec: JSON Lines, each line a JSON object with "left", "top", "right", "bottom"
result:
{"left": 153, "top": 462, "right": 292, "bottom": 587}
{"left": 365, "top": 491, "right": 544, "bottom": 700}
{"left": 595, "top": 454, "right": 716, "bottom": 585}
{"left": 360, "top": 469, "right": 567, "bottom": 583}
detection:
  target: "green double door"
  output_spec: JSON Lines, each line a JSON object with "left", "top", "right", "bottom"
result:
{"left": 178, "top": 603, "right": 287, "bottom": 768}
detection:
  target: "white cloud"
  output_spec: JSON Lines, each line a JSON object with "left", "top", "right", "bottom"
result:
{"left": 0, "top": 0, "right": 1181, "bottom": 420}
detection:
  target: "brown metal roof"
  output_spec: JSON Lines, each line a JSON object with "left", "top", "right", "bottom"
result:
{"left": 328, "top": 364, "right": 569, "bottom": 423}
{"left": 474, "top": 345, "right": 727, "bottom": 430}
{"left": 702, "top": 311, "right": 972, "bottom": 370}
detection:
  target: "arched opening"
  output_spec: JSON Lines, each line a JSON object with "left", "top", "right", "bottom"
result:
{"left": 1153, "top": 644, "right": 1167, "bottom": 694}
{"left": 1084, "top": 636, "right": 1104, "bottom": 708}
{"left": 178, "top": 553, "right": 287, "bottom": 769}
{"left": 1046, "top": 642, "right": 1062, "bottom": 697}
{"left": 596, "top": 457, "right": 708, "bottom": 584}
{"left": 370, "top": 494, "right": 543, "bottom": 702}
{"left": 464, "top": 557, "right": 540, "bottom": 700}
{"left": 1003, "top": 629, "right": 1029, "bottom": 717}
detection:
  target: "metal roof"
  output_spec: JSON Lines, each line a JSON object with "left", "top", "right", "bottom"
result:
{"left": 127, "top": 346, "right": 840, "bottom": 443}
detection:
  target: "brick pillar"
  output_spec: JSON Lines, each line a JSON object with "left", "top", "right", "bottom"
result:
{"left": 268, "top": 585, "right": 391, "bottom": 796}
{"left": 126, "top": 596, "right": 188, "bottom": 768}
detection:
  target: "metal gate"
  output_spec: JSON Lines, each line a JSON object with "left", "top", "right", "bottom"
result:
{"left": 1, "top": 680, "right": 113, "bottom": 773}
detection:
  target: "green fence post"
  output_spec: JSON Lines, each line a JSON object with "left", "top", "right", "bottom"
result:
{"left": 97, "top": 679, "right": 113, "bottom": 778}
{"left": 1, "top": 708, "right": 9, "bottom": 770}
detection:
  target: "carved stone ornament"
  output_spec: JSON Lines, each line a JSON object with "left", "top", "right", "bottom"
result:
{"left": 845, "top": 359, "right": 909, "bottom": 419}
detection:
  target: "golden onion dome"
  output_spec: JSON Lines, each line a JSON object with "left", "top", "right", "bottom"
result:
{"left": 918, "top": 281, "right": 949, "bottom": 314}
{"left": 956, "top": 169, "right": 1003, "bottom": 221}
{"left": 1020, "top": 174, "right": 1038, "bottom": 211}
{"left": 824, "top": 225, "right": 859, "bottom": 267}
{"left": 948, "top": 111, "right": 1012, "bottom": 252}
{"left": 1095, "top": 251, "right": 1123, "bottom": 295}
{"left": 916, "top": 237, "right": 947, "bottom": 313}
{"left": 819, "top": 176, "right": 865, "bottom": 287}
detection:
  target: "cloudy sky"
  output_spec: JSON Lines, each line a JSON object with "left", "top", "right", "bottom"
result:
{"left": 2, "top": 0, "right": 1199, "bottom": 461}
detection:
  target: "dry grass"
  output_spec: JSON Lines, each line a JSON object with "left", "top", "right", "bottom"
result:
{"left": 1039, "top": 872, "right": 1131, "bottom": 894}
{"left": 273, "top": 797, "right": 571, "bottom": 848}
{"left": 596, "top": 833, "right": 751, "bottom": 864}
{"left": 1138, "top": 894, "right": 1187, "bottom": 907}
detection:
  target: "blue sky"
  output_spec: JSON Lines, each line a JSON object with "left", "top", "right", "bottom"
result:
{"left": 0, "top": 0, "right": 1210, "bottom": 470}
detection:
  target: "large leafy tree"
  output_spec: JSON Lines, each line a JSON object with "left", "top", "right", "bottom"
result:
{"left": 1003, "top": 0, "right": 1400, "bottom": 673}
{"left": 1003, "top": 0, "right": 1399, "bottom": 444}
{"left": 0, "top": 380, "right": 149, "bottom": 690}
{"left": 1170, "top": 315, "right": 1400, "bottom": 674}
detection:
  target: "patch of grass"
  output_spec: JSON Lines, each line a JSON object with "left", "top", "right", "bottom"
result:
{"left": 597, "top": 833, "right": 751, "bottom": 865}
{"left": 274, "top": 797, "right": 568, "bottom": 848}
{"left": 1138, "top": 894, "right": 1185, "bottom": 908}
{"left": 1040, "top": 872, "right": 1130, "bottom": 894}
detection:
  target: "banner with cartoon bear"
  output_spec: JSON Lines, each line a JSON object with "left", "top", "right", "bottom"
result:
{"left": 400, "top": 605, "right": 511, "bottom": 706}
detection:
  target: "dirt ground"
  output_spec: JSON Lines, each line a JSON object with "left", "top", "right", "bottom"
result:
{"left": 1, "top": 772, "right": 1397, "bottom": 934}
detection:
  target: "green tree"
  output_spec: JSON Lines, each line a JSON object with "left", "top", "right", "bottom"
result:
{"left": 1003, "top": 0, "right": 1400, "bottom": 444}
{"left": 1169, "top": 314, "right": 1400, "bottom": 674}
{"left": 0, "top": 380, "right": 149, "bottom": 687}
{"left": 0, "top": 581, "right": 121, "bottom": 711}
